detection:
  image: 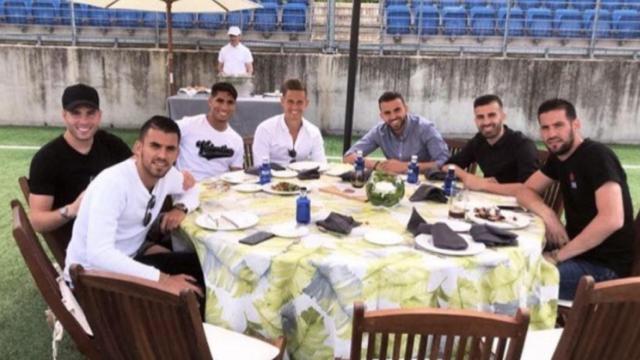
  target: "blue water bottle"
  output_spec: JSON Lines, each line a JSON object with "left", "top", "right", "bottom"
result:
{"left": 407, "top": 155, "right": 419, "bottom": 184}
{"left": 296, "top": 187, "right": 310, "bottom": 225}
{"left": 443, "top": 165, "right": 456, "bottom": 196}
{"left": 259, "top": 157, "right": 271, "bottom": 185}
{"left": 352, "top": 150, "right": 366, "bottom": 188}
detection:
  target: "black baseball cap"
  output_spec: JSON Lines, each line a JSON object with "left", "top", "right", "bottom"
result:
{"left": 62, "top": 84, "right": 100, "bottom": 111}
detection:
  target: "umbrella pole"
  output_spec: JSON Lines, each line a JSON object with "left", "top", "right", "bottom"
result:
{"left": 342, "top": 0, "right": 362, "bottom": 154}
{"left": 166, "top": 1, "right": 175, "bottom": 95}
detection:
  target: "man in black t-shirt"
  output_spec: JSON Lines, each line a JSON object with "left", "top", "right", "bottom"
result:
{"left": 445, "top": 94, "right": 539, "bottom": 196}
{"left": 28, "top": 84, "right": 132, "bottom": 249}
{"left": 518, "top": 98, "right": 634, "bottom": 300}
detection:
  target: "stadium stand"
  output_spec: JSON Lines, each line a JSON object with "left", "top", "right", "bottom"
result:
{"left": 415, "top": 4, "right": 439, "bottom": 35}
{"left": 555, "top": 8, "right": 583, "bottom": 38}
{"left": 198, "top": 12, "right": 224, "bottom": 30}
{"left": 470, "top": 6, "right": 496, "bottom": 37}
{"left": 31, "top": 0, "right": 56, "bottom": 26}
{"left": 613, "top": 8, "right": 640, "bottom": 38}
{"left": 253, "top": 2, "right": 278, "bottom": 32}
{"left": 282, "top": 3, "right": 307, "bottom": 32}
{"left": 386, "top": 4, "right": 411, "bottom": 35}
{"left": 4, "top": 0, "right": 29, "bottom": 24}
{"left": 498, "top": 6, "right": 526, "bottom": 36}
{"left": 442, "top": 5, "right": 467, "bottom": 36}
{"left": 526, "top": 7, "right": 553, "bottom": 38}
{"left": 114, "top": 10, "right": 142, "bottom": 28}
{"left": 227, "top": 10, "right": 251, "bottom": 30}
{"left": 172, "top": 12, "right": 196, "bottom": 29}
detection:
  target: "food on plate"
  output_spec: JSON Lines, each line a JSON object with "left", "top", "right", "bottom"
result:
{"left": 271, "top": 182, "right": 300, "bottom": 192}
{"left": 474, "top": 207, "right": 507, "bottom": 222}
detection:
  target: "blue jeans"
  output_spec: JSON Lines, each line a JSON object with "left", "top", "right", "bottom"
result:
{"left": 558, "top": 258, "right": 619, "bottom": 300}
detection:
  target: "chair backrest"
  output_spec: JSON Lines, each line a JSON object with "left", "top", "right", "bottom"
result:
{"left": 10, "top": 199, "right": 99, "bottom": 358}
{"left": 386, "top": 4, "right": 412, "bottom": 35}
{"left": 415, "top": 4, "right": 439, "bottom": 35}
{"left": 442, "top": 5, "right": 468, "bottom": 36}
{"left": 350, "top": 302, "right": 530, "bottom": 360}
{"left": 552, "top": 276, "right": 640, "bottom": 359}
{"left": 70, "top": 264, "right": 213, "bottom": 360}
{"left": 444, "top": 138, "right": 477, "bottom": 174}
{"left": 497, "top": 6, "right": 525, "bottom": 36}
{"left": 18, "top": 176, "right": 70, "bottom": 266}
{"left": 536, "top": 149, "right": 564, "bottom": 217}
{"left": 632, "top": 210, "right": 640, "bottom": 276}
{"left": 243, "top": 136, "right": 254, "bottom": 169}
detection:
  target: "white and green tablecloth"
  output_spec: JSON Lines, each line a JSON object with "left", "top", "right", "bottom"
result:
{"left": 181, "top": 176, "right": 559, "bottom": 360}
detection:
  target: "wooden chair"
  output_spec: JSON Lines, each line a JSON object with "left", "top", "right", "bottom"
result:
{"left": 523, "top": 276, "right": 640, "bottom": 360}
{"left": 70, "top": 264, "right": 286, "bottom": 360}
{"left": 350, "top": 302, "right": 530, "bottom": 360}
{"left": 243, "top": 136, "right": 254, "bottom": 169}
{"left": 536, "top": 149, "right": 564, "bottom": 217}
{"left": 10, "top": 199, "right": 99, "bottom": 359}
{"left": 18, "top": 176, "right": 70, "bottom": 266}
{"left": 444, "top": 137, "right": 478, "bottom": 174}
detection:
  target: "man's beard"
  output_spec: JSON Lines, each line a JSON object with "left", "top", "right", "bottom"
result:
{"left": 547, "top": 130, "right": 575, "bottom": 156}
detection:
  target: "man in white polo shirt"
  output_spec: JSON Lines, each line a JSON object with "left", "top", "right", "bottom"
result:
{"left": 252, "top": 78, "right": 327, "bottom": 166}
{"left": 176, "top": 82, "right": 244, "bottom": 181}
{"left": 217, "top": 26, "right": 253, "bottom": 76}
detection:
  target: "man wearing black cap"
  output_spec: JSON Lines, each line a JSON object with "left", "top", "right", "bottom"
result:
{"left": 28, "top": 84, "right": 132, "bottom": 251}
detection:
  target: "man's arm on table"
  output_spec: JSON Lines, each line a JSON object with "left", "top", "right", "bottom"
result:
{"left": 29, "top": 192, "right": 83, "bottom": 232}
{"left": 343, "top": 128, "right": 382, "bottom": 169}
{"left": 161, "top": 169, "right": 200, "bottom": 233}
{"left": 448, "top": 165, "right": 524, "bottom": 196}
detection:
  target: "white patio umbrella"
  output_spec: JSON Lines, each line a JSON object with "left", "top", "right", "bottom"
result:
{"left": 73, "top": 0, "right": 261, "bottom": 94}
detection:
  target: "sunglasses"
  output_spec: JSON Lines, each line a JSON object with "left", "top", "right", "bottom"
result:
{"left": 143, "top": 194, "right": 156, "bottom": 226}
{"left": 288, "top": 148, "right": 297, "bottom": 163}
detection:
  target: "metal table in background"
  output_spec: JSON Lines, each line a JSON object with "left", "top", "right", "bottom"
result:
{"left": 167, "top": 94, "right": 281, "bottom": 137}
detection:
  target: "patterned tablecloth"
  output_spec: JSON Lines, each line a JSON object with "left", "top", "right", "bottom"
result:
{"left": 180, "top": 174, "right": 559, "bottom": 360}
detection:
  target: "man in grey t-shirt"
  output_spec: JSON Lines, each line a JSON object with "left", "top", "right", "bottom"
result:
{"left": 343, "top": 91, "right": 449, "bottom": 174}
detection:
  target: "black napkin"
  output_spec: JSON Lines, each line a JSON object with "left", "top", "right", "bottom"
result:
{"left": 425, "top": 169, "right": 461, "bottom": 182}
{"left": 406, "top": 207, "right": 432, "bottom": 236}
{"left": 431, "top": 223, "right": 468, "bottom": 250}
{"left": 469, "top": 224, "right": 518, "bottom": 247}
{"left": 244, "top": 162, "right": 285, "bottom": 175}
{"left": 409, "top": 185, "right": 448, "bottom": 203}
{"left": 339, "top": 169, "right": 372, "bottom": 182}
{"left": 297, "top": 167, "right": 320, "bottom": 180}
{"left": 316, "top": 212, "right": 362, "bottom": 235}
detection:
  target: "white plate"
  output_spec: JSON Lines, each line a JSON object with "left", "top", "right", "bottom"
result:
{"left": 468, "top": 209, "right": 531, "bottom": 230}
{"left": 220, "top": 171, "right": 258, "bottom": 184}
{"left": 415, "top": 234, "right": 486, "bottom": 256}
{"left": 271, "top": 223, "right": 310, "bottom": 238}
{"left": 272, "top": 170, "right": 298, "bottom": 178}
{"left": 325, "top": 164, "right": 354, "bottom": 177}
{"left": 232, "top": 183, "right": 263, "bottom": 193}
{"left": 288, "top": 161, "right": 329, "bottom": 173}
{"left": 364, "top": 230, "right": 404, "bottom": 246}
{"left": 262, "top": 182, "right": 306, "bottom": 196}
{"left": 195, "top": 211, "right": 259, "bottom": 231}
{"left": 433, "top": 219, "right": 472, "bottom": 233}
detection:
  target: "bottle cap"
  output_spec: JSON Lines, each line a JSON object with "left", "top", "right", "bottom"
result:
{"left": 262, "top": 156, "right": 269, "bottom": 163}
{"left": 356, "top": 150, "right": 363, "bottom": 157}
{"left": 411, "top": 155, "right": 418, "bottom": 161}
{"left": 448, "top": 165, "right": 455, "bottom": 170}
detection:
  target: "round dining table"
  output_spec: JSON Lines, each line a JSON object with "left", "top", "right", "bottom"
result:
{"left": 180, "top": 170, "right": 559, "bottom": 360}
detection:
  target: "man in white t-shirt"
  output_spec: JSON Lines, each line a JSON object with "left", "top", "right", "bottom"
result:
{"left": 176, "top": 82, "right": 244, "bottom": 181}
{"left": 217, "top": 26, "right": 253, "bottom": 76}
{"left": 64, "top": 116, "right": 203, "bottom": 298}
{"left": 252, "top": 78, "right": 327, "bottom": 166}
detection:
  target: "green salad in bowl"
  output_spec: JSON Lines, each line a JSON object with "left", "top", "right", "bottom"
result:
{"left": 365, "top": 171, "right": 405, "bottom": 207}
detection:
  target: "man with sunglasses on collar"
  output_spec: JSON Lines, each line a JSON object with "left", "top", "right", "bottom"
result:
{"left": 64, "top": 116, "right": 203, "bottom": 298}
{"left": 252, "top": 78, "right": 327, "bottom": 166}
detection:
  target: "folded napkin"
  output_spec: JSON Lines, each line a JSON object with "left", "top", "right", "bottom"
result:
{"left": 409, "top": 185, "right": 448, "bottom": 203}
{"left": 244, "top": 162, "right": 285, "bottom": 176}
{"left": 469, "top": 224, "right": 518, "bottom": 247}
{"left": 432, "top": 223, "right": 469, "bottom": 250}
{"left": 297, "top": 167, "right": 320, "bottom": 180}
{"left": 406, "top": 208, "right": 432, "bottom": 236}
{"left": 339, "top": 169, "right": 372, "bottom": 183}
{"left": 316, "top": 212, "right": 362, "bottom": 235}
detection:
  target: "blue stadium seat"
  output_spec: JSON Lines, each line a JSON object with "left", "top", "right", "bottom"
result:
{"left": 411, "top": 0, "right": 436, "bottom": 10}
{"left": 87, "top": 5, "right": 112, "bottom": 27}
{"left": 142, "top": 11, "right": 166, "bottom": 28}
{"left": 386, "top": 0, "right": 408, "bottom": 7}
{"left": 282, "top": 3, "right": 306, "bottom": 32}
{"left": 569, "top": 0, "right": 596, "bottom": 11}
{"left": 260, "top": 0, "right": 279, "bottom": 3}
{"left": 441, "top": 0, "right": 460, "bottom": 8}
{"left": 583, "top": 9, "right": 612, "bottom": 38}
{"left": 545, "top": 0, "right": 568, "bottom": 10}
{"left": 198, "top": 13, "right": 223, "bottom": 30}
{"left": 470, "top": 6, "right": 496, "bottom": 36}
{"left": 415, "top": 4, "right": 439, "bottom": 35}
{"left": 288, "top": 0, "right": 308, "bottom": 4}
{"left": 114, "top": 10, "right": 143, "bottom": 28}
{"left": 519, "top": 0, "right": 543, "bottom": 10}
{"left": 71, "top": 3, "right": 91, "bottom": 26}
{"left": 612, "top": 8, "right": 640, "bottom": 38}
{"left": 31, "top": 0, "right": 57, "bottom": 25}
{"left": 226, "top": 10, "right": 251, "bottom": 30}
{"left": 601, "top": 0, "right": 623, "bottom": 12}
{"left": 465, "top": 0, "right": 487, "bottom": 9}
{"left": 172, "top": 12, "right": 195, "bottom": 29}
{"left": 498, "top": 6, "right": 525, "bottom": 36}
{"left": 254, "top": 2, "right": 277, "bottom": 32}
{"left": 627, "top": 0, "right": 640, "bottom": 10}
{"left": 554, "top": 8, "right": 583, "bottom": 37}
{"left": 442, "top": 6, "right": 467, "bottom": 35}
{"left": 4, "top": 0, "right": 29, "bottom": 24}
{"left": 526, "top": 7, "right": 553, "bottom": 37}
{"left": 386, "top": 4, "right": 411, "bottom": 34}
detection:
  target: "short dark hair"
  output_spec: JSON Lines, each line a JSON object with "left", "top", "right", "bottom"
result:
{"left": 210, "top": 82, "right": 237, "bottom": 100}
{"left": 281, "top": 78, "right": 307, "bottom": 96}
{"left": 474, "top": 94, "right": 503, "bottom": 109}
{"left": 139, "top": 115, "right": 181, "bottom": 141}
{"left": 537, "top": 98, "right": 577, "bottom": 121}
{"left": 378, "top": 91, "right": 405, "bottom": 106}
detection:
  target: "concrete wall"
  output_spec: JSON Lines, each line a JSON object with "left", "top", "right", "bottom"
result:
{"left": 1, "top": 44, "right": 639, "bottom": 143}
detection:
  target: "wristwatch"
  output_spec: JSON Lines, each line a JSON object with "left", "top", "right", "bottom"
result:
{"left": 173, "top": 203, "right": 188, "bottom": 214}
{"left": 59, "top": 206, "right": 73, "bottom": 219}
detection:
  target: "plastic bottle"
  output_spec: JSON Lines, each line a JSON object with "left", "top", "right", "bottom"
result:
{"left": 259, "top": 157, "right": 271, "bottom": 184}
{"left": 352, "top": 150, "right": 366, "bottom": 188}
{"left": 443, "top": 165, "right": 456, "bottom": 196}
{"left": 296, "top": 187, "right": 311, "bottom": 225}
{"left": 407, "top": 155, "right": 419, "bottom": 184}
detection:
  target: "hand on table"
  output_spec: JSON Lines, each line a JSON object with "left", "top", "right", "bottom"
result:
{"left": 182, "top": 170, "right": 195, "bottom": 190}
{"left": 377, "top": 159, "right": 407, "bottom": 174}
{"left": 543, "top": 215, "right": 569, "bottom": 248}
{"left": 161, "top": 209, "right": 187, "bottom": 233}
{"left": 159, "top": 273, "right": 203, "bottom": 297}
